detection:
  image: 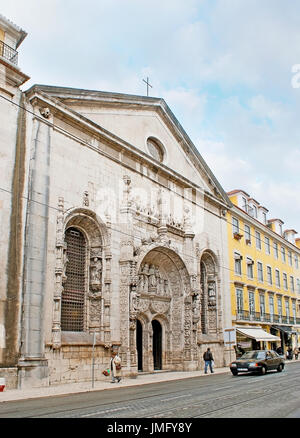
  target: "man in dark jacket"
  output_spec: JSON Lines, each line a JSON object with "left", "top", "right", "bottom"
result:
{"left": 203, "top": 348, "right": 214, "bottom": 374}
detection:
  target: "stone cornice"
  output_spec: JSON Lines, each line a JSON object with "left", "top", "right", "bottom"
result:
{"left": 24, "top": 88, "right": 230, "bottom": 213}
{"left": 25, "top": 84, "right": 232, "bottom": 209}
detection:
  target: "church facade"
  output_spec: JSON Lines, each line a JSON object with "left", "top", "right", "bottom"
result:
{"left": 0, "top": 16, "right": 232, "bottom": 388}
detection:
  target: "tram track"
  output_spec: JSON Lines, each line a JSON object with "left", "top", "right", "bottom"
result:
{"left": 2, "top": 365, "right": 300, "bottom": 418}
{"left": 142, "top": 373, "right": 300, "bottom": 418}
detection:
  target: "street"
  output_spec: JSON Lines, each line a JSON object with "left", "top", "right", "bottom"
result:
{"left": 0, "top": 362, "right": 300, "bottom": 418}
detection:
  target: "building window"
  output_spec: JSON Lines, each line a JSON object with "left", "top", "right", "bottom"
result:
{"left": 297, "top": 278, "right": 300, "bottom": 294}
{"left": 246, "top": 258, "right": 254, "bottom": 279}
{"left": 277, "top": 297, "right": 282, "bottom": 317}
{"left": 273, "top": 242, "right": 278, "bottom": 259}
{"left": 275, "top": 269, "right": 280, "bottom": 288}
{"left": 253, "top": 205, "right": 257, "bottom": 218}
{"left": 242, "top": 197, "right": 247, "bottom": 211}
{"left": 262, "top": 212, "right": 267, "bottom": 224}
{"left": 269, "top": 296, "right": 274, "bottom": 319}
{"left": 292, "top": 301, "right": 296, "bottom": 322}
{"left": 265, "top": 237, "right": 270, "bottom": 255}
{"left": 245, "top": 224, "right": 251, "bottom": 244}
{"left": 285, "top": 299, "right": 290, "bottom": 319}
{"left": 295, "top": 254, "right": 299, "bottom": 269}
{"left": 236, "top": 288, "right": 243, "bottom": 316}
{"left": 259, "top": 294, "right": 265, "bottom": 318}
{"left": 257, "top": 262, "right": 263, "bottom": 282}
{"left": 290, "top": 276, "right": 295, "bottom": 292}
{"left": 283, "top": 272, "right": 288, "bottom": 290}
{"left": 232, "top": 217, "right": 239, "bottom": 235}
{"left": 61, "top": 227, "right": 87, "bottom": 332}
{"left": 255, "top": 231, "right": 261, "bottom": 250}
{"left": 249, "top": 291, "right": 255, "bottom": 316}
{"left": 234, "top": 252, "right": 242, "bottom": 275}
{"left": 147, "top": 137, "right": 164, "bottom": 162}
{"left": 281, "top": 246, "right": 286, "bottom": 262}
{"left": 288, "top": 251, "right": 292, "bottom": 266}
{"left": 267, "top": 266, "right": 272, "bottom": 285}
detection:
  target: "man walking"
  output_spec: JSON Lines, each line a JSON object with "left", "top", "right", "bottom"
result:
{"left": 203, "top": 348, "right": 214, "bottom": 374}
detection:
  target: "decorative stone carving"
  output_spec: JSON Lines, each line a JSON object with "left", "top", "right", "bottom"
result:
{"left": 192, "top": 293, "right": 200, "bottom": 324}
{"left": 39, "top": 107, "right": 51, "bottom": 118}
{"left": 149, "top": 298, "right": 171, "bottom": 314}
{"left": 138, "top": 264, "right": 170, "bottom": 296}
{"left": 83, "top": 191, "right": 89, "bottom": 206}
{"left": 122, "top": 174, "right": 133, "bottom": 208}
{"left": 89, "top": 256, "right": 102, "bottom": 292}
{"left": 208, "top": 281, "right": 216, "bottom": 307}
{"left": 61, "top": 244, "right": 68, "bottom": 284}
{"left": 52, "top": 197, "right": 65, "bottom": 349}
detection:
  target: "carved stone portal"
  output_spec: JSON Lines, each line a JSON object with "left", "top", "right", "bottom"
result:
{"left": 126, "top": 246, "right": 197, "bottom": 372}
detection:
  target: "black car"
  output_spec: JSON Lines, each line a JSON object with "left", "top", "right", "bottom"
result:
{"left": 230, "top": 350, "right": 285, "bottom": 376}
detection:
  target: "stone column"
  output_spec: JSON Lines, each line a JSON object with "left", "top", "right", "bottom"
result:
{"left": 19, "top": 114, "right": 51, "bottom": 388}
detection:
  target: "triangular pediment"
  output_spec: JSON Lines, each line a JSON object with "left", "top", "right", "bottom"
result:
{"left": 26, "top": 85, "right": 230, "bottom": 206}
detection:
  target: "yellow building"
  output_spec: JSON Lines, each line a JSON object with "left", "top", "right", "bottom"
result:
{"left": 227, "top": 189, "right": 300, "bottom": 356}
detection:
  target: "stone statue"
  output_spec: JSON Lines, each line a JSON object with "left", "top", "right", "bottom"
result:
{"left": 208, "top": 281, "right": 216, "bottom": 306}
{"left": 148, "top": 264, "right": 157, "bottom": 288}
{"left": 141, "top": 263, "right": 149, "bottom": 293}
{"left": 90, "top": 257, "right": 102, "bottom": 292}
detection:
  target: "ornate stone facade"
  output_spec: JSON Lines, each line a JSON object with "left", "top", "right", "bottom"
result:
{"left": 0, "top": 56, "right": 232, "bottom": 386}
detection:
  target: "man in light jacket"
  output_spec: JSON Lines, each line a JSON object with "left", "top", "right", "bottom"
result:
{"left": 110, "top": 351, "right": 122, "bottom": 383}
{"left": 203, "top": 348, "right": 214, "bottom": 374}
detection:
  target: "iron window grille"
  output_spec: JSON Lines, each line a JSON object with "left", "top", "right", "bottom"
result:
{"left": 61, "top": 227, "right": 86, "bottom": 331}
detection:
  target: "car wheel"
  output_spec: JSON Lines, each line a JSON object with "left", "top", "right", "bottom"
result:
{"left": 277, "top": 364, "right": 283, "bottom": 373}
{"left": 231, "top": 370, "right": 238, "bottom": 376}
{"left": 260, "top": 366, "right": 267, "bottom": 375}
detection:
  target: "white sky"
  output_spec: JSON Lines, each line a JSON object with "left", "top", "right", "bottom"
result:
{"left": 2, "top": 0, "right": 300, "bottom": 232}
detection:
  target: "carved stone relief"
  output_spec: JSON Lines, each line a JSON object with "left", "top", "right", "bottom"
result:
{"left": 52, "top": 203, "right": 110, "bottom": 346}
{"left": 137, "top": 263, "right": 170, "bottom": 297}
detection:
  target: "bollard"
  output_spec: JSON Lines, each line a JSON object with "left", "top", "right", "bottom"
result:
{"left": 0, "top": 378, "right": 5, "bottom": 392}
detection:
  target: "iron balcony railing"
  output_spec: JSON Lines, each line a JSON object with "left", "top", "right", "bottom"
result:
{"left": 0, "top": 40, "right": 18, "bottom": 65}
{"left": 236, "top": 310, "right": 300, "bottom": 326}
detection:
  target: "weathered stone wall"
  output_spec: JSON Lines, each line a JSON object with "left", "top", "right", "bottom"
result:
{"left": 0, "top": 367, "right": 18, "bottom": 389}
{"left": 45, "top": 345, "right": 112, "bottom": 385}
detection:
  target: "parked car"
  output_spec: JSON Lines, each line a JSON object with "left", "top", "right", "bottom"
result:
{"left": 230, "top": 350, "right": 285, "bottom": 376}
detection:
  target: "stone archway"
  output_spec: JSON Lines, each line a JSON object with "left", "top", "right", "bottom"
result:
{"left": 129, "top": 246, "right": 196, "bottom": 372}
{"left": 52, "top": 204, "right": 111, "bottom": 348}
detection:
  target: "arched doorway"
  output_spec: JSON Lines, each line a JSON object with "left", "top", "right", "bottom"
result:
{"left": 131, "top": 245, "right": 193, "bottom": 372}
{"left": 136, "top": 320, "right": 143, "bottom": 371}
{"left": 152, "top": 320, "right": 162, "bottom": 370}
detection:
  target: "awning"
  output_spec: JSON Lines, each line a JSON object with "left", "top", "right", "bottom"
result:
{"left": 236, "top": 327, "right": 281, "bottom": 342}
{"left": 272, "top": 325, "right": 297, "bottom": 335}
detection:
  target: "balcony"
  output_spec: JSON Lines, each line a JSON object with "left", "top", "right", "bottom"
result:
{"left": 0, "top": 40, "right": 18, "bottom": 65}
{"left": 236, "top": 310, "right": 300, "bottom": 326}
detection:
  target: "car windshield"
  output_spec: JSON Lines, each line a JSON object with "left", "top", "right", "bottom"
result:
{"left": 240, "top": 351, "right": 265, "bottom": 360}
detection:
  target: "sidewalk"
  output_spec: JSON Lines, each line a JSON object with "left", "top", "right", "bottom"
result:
{"left": 1, "top": 359, "right": 298, "bottom": 403}
{"left": 0, "top": 366, "right": 229, "bottom": 403}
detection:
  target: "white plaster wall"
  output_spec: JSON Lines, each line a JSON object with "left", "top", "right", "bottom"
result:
{"left": 71, "top": 105, "right": 209, "bottom": 191}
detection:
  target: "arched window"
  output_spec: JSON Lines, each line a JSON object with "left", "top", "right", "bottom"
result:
{"left": 61, "top": 227, "right": 86, "bottom": 331}
{"left": 200, "top": 251, "right": 218, "bottom": 335}
{"left": 147, "top": 137, "right": 164, "bottom": 162}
